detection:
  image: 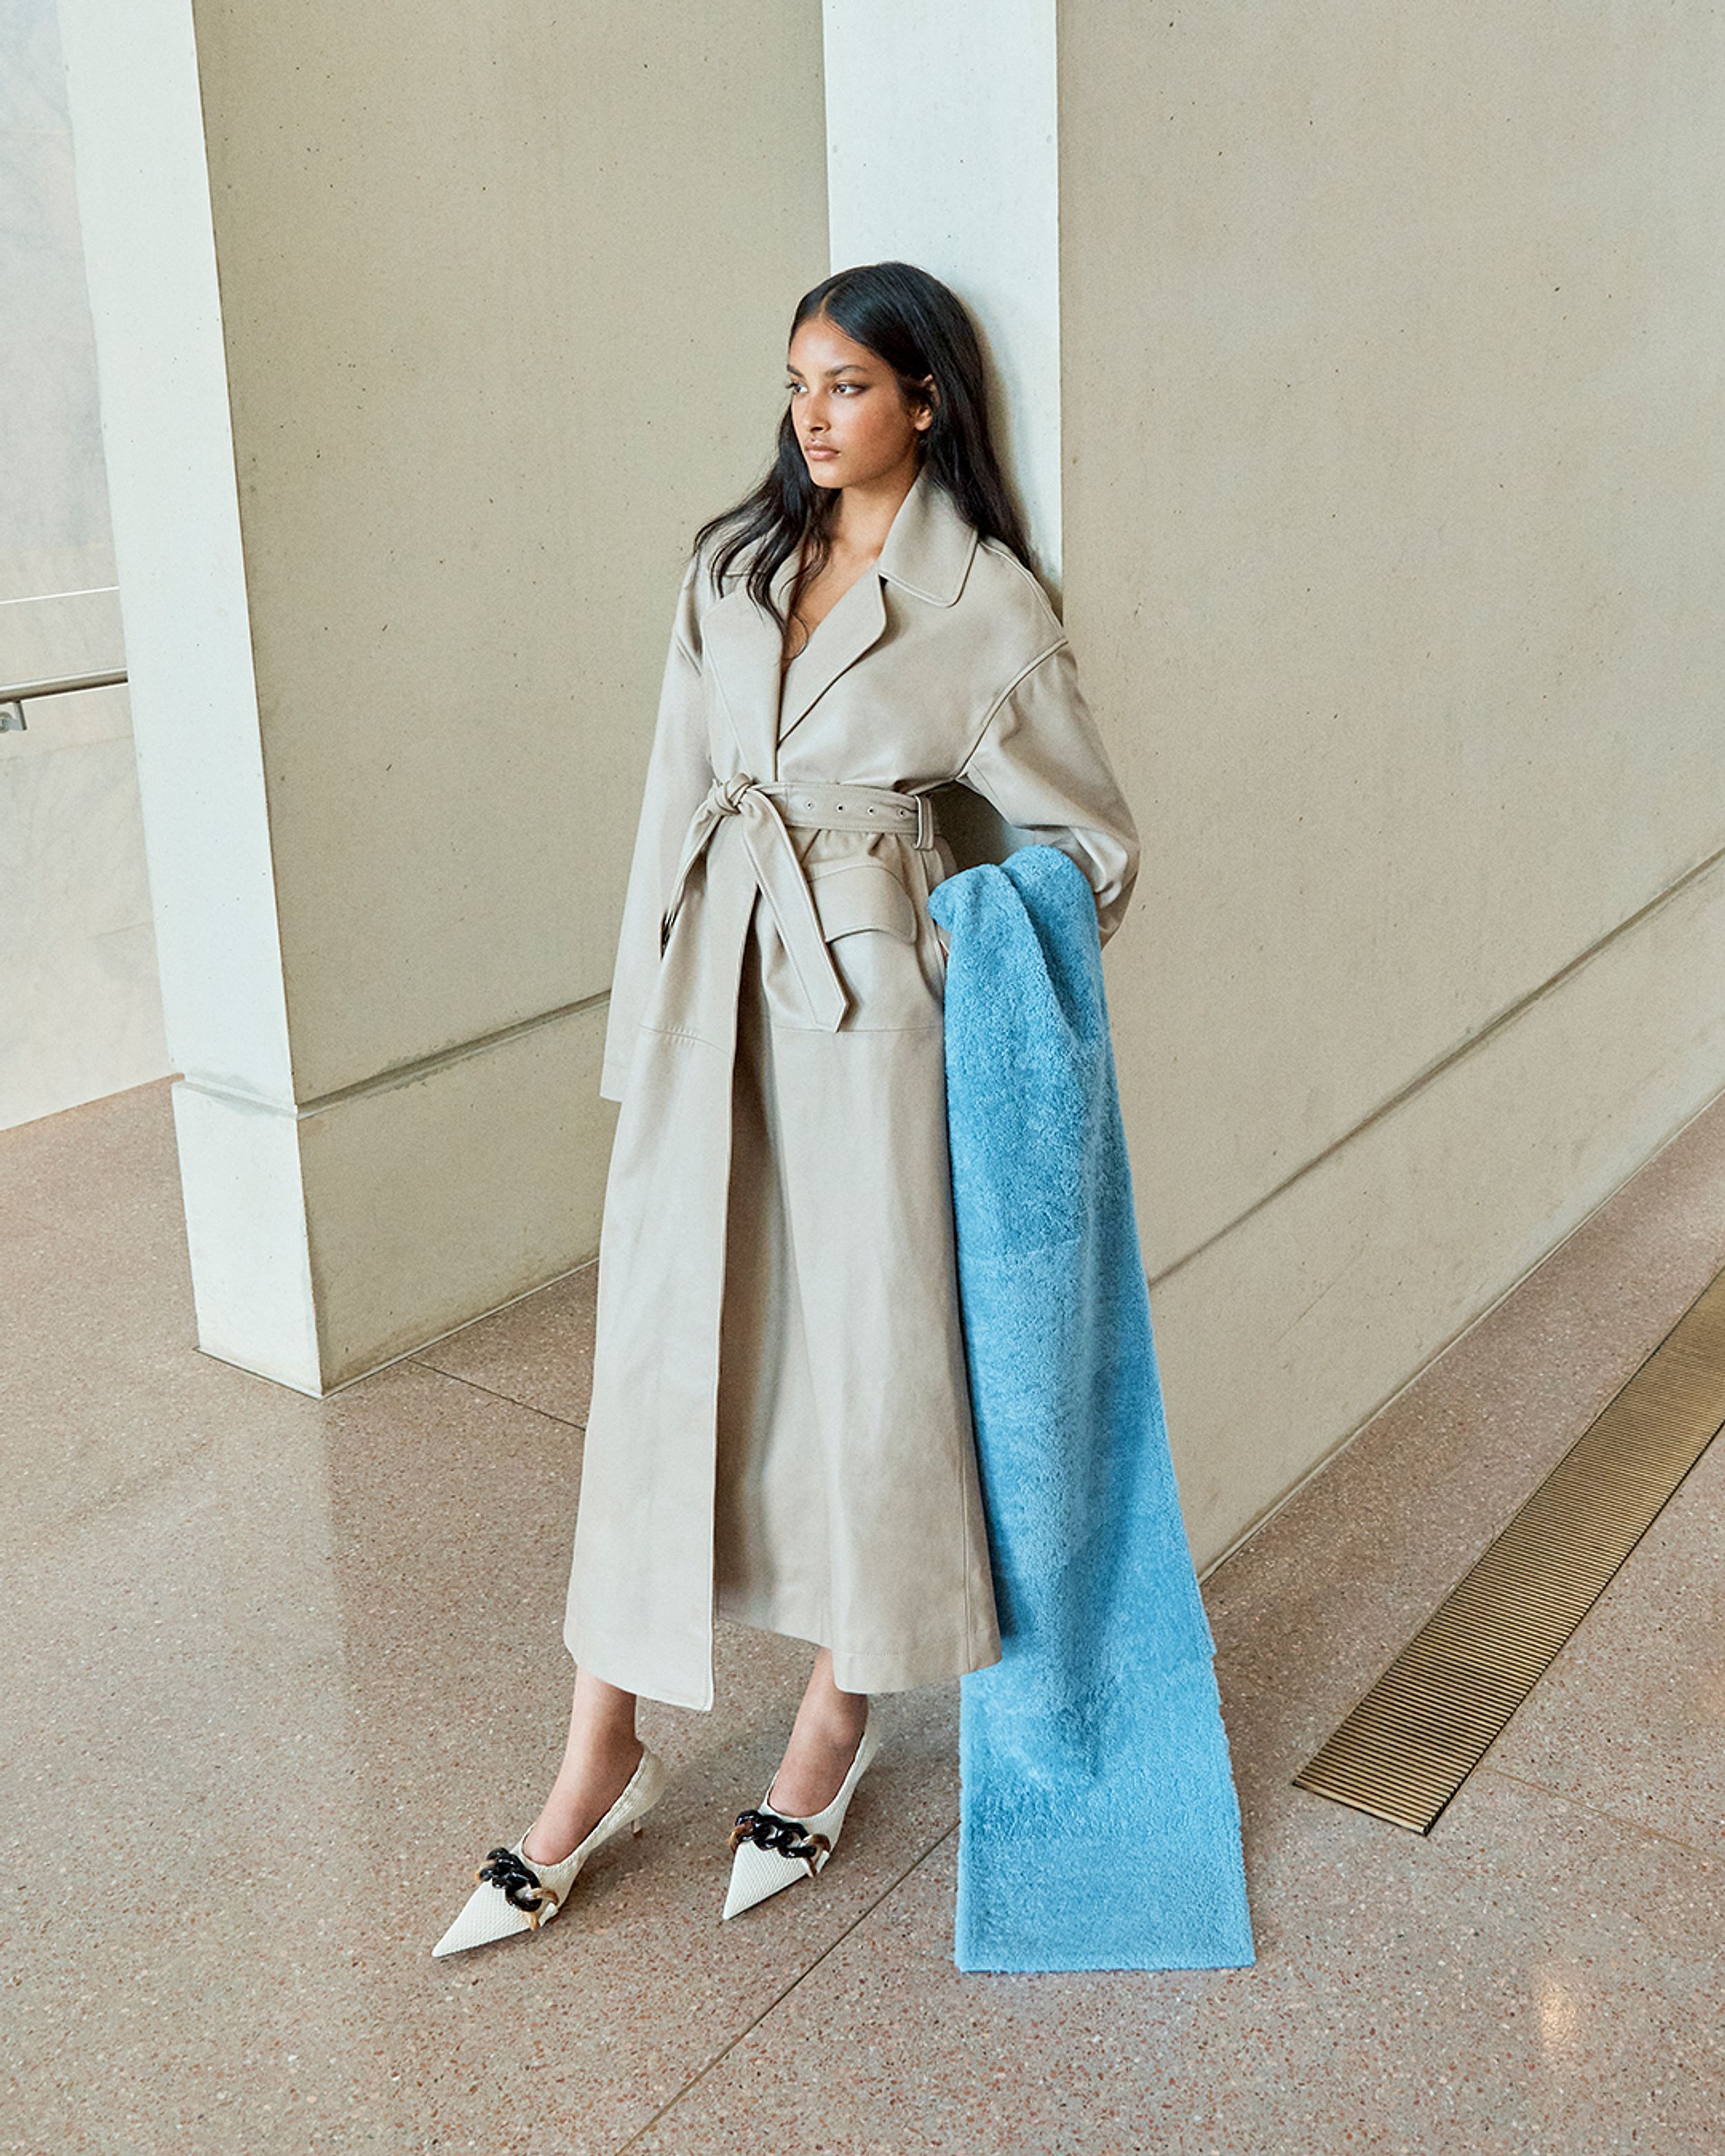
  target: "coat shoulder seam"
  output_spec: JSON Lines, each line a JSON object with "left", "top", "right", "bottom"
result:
{"left": 956, "top": 637, "right": 1071, "bottom": 775}
{"left": 973, "top": 535, "right": 1066, "bottom": 629}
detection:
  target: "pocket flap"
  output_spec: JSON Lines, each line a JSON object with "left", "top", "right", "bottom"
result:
{"left": 809, "top": 860, "right": 919, "bottom": 943}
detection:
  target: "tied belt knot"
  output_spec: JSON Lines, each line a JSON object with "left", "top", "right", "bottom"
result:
{"left": 659, "top": 773, "right": 936, "bottom": 1033}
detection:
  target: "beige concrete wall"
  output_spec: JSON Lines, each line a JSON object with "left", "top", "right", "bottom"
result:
{"left": 83, "top": 1, "right": 825, "bottom": 1387}
{"left": 190, "top": 1, "right": 825, "bottom": 1096}
{"left": 1060, "top": 3, "right": 1725, "bottom": 1565}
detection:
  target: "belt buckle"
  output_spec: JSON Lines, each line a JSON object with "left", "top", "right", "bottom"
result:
{"left": 913, "top": 791, "right": 934, "bottom": 849}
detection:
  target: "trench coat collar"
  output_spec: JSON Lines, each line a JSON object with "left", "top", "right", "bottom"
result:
{"left": 872, "top": 461, "right": 981, "bottom": 607}
{"left": 702, "top": 463, "right": 980, "bottom": 770}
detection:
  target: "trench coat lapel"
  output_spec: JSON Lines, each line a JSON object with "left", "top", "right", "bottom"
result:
{"left": 700, "top": 465, "right": 981, "bottom": 773}
{"left": 774, "top": 562, "right": 885, "bottom": 749}
{"left": 700, "top": 549, "right": 796, "bottom": 780}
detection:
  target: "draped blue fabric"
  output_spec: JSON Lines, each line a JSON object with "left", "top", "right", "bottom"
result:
{"left": 927, "top": 844, "right": 1256, "bottom": 1973}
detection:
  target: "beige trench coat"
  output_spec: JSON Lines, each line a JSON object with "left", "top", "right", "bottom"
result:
{"left": 562, "top": 465, "right": 1141, "bottom": 1710}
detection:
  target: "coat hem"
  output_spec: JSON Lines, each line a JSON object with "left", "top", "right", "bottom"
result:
{"left": 562, "top": 1617, "right": 715, "bottom": 1713}
{"left": 829, "top": 1631, "right": 1004, "bottom": 1694}
{"left": 716, "top": 1582, "right": 1002, "bottom": 1693}
{"left": 564, "top": 1610, "right": 1002, "bottom": 1706}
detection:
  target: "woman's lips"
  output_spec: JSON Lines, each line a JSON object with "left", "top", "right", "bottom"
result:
{"left": 805, "top": 444, "right": 839, "bottom": 459}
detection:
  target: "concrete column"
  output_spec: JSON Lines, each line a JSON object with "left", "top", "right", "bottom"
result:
{"left": 825, "top": 0, "right": 1063, "bottom": 589}
{"left": 57, "top": 0, "right": 825, "bottom": 1392}
{"left": 55, "top": 0, "right": 317, "bottom": 1383}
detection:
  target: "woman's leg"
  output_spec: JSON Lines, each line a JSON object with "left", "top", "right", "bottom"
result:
{"left": 765, "top": 1647, "right": 869, "bottom": 1817}
{"left": 522, "top": 1666, "right": 644, "bottom": 1864}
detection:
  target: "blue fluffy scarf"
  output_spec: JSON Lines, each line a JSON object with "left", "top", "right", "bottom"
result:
{"left": 927, "top": 844, "right": 1256, "bottom": 1974}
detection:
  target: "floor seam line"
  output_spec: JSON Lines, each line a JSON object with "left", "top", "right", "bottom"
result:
{"left": 405, "top": 1358, "right": 589, "bottom": 1432}
{"left": 1475, "top": 1766, "right": 1721, "bottom": 1863}
{"left": 609, "top": 1819, "right": 958, "bottom": 2153}
{"left": 312, "top": 1255, "right": 598, "bottom": 1396}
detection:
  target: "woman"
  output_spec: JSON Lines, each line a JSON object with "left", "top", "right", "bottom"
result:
{"left": 434, "top": 261, "right": 1140, "bottom": 1956}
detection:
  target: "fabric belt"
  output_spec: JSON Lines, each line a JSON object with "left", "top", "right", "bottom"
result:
{"left": 660, "top": 775, "right": 938, "bottom": 1033}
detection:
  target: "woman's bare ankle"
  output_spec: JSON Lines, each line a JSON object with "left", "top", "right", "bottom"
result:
{"left": 522, "top": 1727, "right": 644, "bottom": 1866}
{"left": 522, "top": 1668, "right": 643, "bottom": 1866}
{"left": 767, "top": 1651, "right": 868, "bottom": 1817}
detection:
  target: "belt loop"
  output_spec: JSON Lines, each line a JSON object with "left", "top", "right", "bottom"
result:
{"left": 914, "top": 791, "right": 934, "bottom": 849}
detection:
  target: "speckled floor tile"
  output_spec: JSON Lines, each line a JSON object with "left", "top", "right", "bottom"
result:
{"left": 0, "top": 1074, "right": 188, "bottom": 1255}
{"left": 1479, "top": 1413, "right": 1725, "bottom": 1855}
{"left": 5, "top": 1418, "right": 960, "bottom": 2155}
{"left": 625, "top": 1772, "right": 1724, "bottom": 2156}
{"left": 6, "top": 1074, "right": 1724, "bottom": 2156}
{"left": 413, "top": 1261, "right": 598, "bottom": 1427}
{"left": 0, "top": 1096, "right": 963, "bottom": 2155}
{"left": 1202, "top": 1089, "right": 1725, "bottom": 1809}
{"left": 0, "top": 1213, "right": 266, "bottom": 1550}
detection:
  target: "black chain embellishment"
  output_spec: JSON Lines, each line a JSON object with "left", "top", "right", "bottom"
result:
{"left": 728, "top": 1808, "right": 832, "bottom": 1880}
{"left": 473, "top": 1845, "right": 558, "bottom": 1928}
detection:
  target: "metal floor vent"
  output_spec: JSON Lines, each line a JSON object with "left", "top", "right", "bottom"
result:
{"left": 1294, "top": 1263, "right": 1725, "bottom": 1832}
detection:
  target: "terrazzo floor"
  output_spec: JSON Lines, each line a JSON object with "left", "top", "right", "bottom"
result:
{"left": 3, "top": 1078, "right": 1722, "bottom": 2155}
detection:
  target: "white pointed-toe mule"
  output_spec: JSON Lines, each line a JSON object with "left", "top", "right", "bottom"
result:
{"left": 432, "top": 1745, "right": 669, "bottom": 1958}
{"left": 722, "top": 1709, "right": 879, "bottom": 1921}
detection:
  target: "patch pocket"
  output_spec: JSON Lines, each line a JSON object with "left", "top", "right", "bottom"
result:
{"left": 808, "top": 860, "right": 919, "bottom": 944}
{"left": 762, "top": 858, "right": 939, "bottom": 1031}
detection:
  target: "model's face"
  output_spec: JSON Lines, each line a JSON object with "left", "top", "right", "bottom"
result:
{"left": 785, "top": 315, "right": 933, "bottom": 493}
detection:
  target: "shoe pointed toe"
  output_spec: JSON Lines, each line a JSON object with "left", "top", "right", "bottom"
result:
{"left": 721, "top": 1836, "right": 823, "bottom": 1921}
{"left": 432, "top": 1745, "right": 669, "bottom": 1958}
{"left": 719, "top": 1711, "right": 878, "bottom": 1921}
{"left": 431, "top": 1870, "right": 544, "bottom": 1958}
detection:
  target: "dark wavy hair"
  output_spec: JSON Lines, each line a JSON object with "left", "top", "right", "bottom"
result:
{"left": 689, "top": 261, "right": 1034, "bottom": 635}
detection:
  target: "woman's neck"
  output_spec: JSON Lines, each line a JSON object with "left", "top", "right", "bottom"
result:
{"left": 825, "top": 462, "right": 920, "bottom": 562}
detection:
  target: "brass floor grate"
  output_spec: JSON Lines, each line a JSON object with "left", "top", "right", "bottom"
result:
{"left": 1294, "top": 1263, "right": 1725, "bottom": 1832}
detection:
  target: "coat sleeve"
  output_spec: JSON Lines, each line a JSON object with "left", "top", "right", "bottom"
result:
{"left": 599, "top": 549, "right": 714, "bottom": 1103}
{"left": 955, "top": 636, "right": 1141, "bottom": 945}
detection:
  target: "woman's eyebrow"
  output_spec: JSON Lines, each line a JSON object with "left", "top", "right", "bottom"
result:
{"left": 785, "top": 363, "right": 869, "bottom": 377}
